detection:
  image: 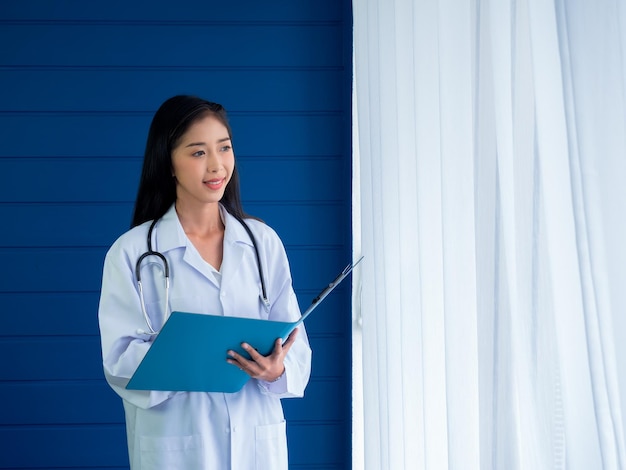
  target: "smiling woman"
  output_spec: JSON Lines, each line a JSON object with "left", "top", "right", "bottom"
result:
{"left": 169, "top": 114, "right": 238, "bottom": 269}
{"left": 171, "top": 115, "right": 235, "bottom": 213}
{"left": 98, "top": 95, "right": 312, "bottom": 469}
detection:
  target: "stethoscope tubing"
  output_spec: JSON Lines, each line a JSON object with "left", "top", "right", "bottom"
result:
{"left": 135, "top": 213, "right": 268, "bottom": 336}
{"left": 231, "top": 213, "right": 270, "bottom": 309}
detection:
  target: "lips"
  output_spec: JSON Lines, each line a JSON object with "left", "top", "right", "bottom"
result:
{"left": 204, "top": 178, "right": 225, "bottom": 190}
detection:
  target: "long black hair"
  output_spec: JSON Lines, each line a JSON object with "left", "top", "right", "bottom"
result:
{"left": 131, "top": 95, "right": 249, "bottom": 228}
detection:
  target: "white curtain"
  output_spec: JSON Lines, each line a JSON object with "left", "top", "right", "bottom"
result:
{"left": 352, "top": 0, "right": 626, "bottom": 469}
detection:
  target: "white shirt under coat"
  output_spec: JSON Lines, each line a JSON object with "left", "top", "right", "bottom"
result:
{"left": 98, "top": 204, "right": 312, "bottom": 469}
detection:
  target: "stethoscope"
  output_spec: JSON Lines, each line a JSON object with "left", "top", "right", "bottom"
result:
{"left": 135, "top": 214, "right": 269, "bottom": 336}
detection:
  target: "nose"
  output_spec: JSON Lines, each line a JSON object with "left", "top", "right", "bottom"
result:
{"left": 205, "top": 150, "right": 222, "bottom": 173}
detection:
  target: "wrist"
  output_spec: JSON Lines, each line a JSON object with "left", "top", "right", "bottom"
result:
{"left": 270, "top": 368, "right": 285, "bottom": 382}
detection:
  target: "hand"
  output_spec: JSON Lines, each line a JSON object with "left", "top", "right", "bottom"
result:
{"left": 226, "top": 328, "right": 299, "bottom": 382}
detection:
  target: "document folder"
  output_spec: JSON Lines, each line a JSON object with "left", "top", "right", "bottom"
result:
{"left": 126, "top": 256, "right": 363, "bottom": 393}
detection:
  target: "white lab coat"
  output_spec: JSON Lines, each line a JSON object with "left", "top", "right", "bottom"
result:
{"left": 98, "top": 204, "right": 312, "bottom": 470}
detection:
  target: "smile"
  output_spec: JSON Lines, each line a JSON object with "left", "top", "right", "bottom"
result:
{"left": 204, "top": 178, "right": 225, "bottom": 189}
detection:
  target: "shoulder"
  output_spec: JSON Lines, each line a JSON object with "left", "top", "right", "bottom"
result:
{"left": 240, "top": 218, "right": 293, "bottom": 278}
{"left": 221, "top": 207, "right": 282, "bottom": 245}
{"left": 223, "top": 210, "right": 289, "bottom": 259}
{"left": 104, "top": 221, "right": 151, "bottom": 266}
{"left": 241, "top": 217, "right": 288, "bottom": 254}
{"left": 242, "top": 217, "right": 280, "bottom": 241}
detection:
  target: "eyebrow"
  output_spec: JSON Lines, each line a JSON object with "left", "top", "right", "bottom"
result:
{"left": 185, "top": 137, "right": 231, "bottom": 148}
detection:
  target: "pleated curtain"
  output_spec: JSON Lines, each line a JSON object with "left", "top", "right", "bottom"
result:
{"left": 352, "top": 0, "right": 626, "bottom": 468}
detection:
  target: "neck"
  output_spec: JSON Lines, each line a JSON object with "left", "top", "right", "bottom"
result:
{"left": 174, "top": 201, "right": 224, "bottom": 236}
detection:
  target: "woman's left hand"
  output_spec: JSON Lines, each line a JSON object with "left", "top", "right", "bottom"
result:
{"left": 226, "top": 328, "right": 299, "bottom": 382}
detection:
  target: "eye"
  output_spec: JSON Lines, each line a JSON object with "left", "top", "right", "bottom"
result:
{"left": 220, "top": 145, "right": 232, "bottom": 152}
{"left": 192, "top": 150, "right": 205, "bottom": 157}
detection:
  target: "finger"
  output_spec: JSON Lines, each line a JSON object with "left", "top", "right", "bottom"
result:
{"left": 231, "top": 344, "right": 275, "bottom": 375}
{"left": 226, "top": 349, "right": 255, "bottom": 369}
{"left": 227, "top": 354, "right": 262, "bottom": 377}
{"left": 280, "top": 328, "right": 299, "bottom": 354}
{"left": 234, "top": 354, "right": 270, "bottom": 379}
{"left": 240, "top": 342, "right": 264, "bottom": 362}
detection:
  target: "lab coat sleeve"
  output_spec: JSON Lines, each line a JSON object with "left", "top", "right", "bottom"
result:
{"left": 254, "top": 225, "right": 312, "bottom": 398}
{"left": 98, "top": 237, "right": 174, "bottom": 409}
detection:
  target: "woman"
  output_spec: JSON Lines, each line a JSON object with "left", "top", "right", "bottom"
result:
{"left": 98, "top": 95, "right": 312, "bottom": 469}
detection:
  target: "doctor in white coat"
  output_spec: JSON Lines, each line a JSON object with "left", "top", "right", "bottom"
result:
{"left": 98, "top": 95, "right": 312, "bottom": 470}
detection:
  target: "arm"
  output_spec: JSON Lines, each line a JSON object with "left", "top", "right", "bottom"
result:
{"left": 228, "top": 223, "right": 312, "bottom": 398}
{"left": 98, "top": 238, "right": 174, "bottom": 409}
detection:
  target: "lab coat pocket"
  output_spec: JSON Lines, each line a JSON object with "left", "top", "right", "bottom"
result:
{"left": 255, "top": 420, "right": 288, "bottom": 470}
{"left": 139, "top": 434, "right": 203, "bottom": 470}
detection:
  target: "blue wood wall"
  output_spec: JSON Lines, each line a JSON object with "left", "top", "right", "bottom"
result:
{"left": 0, "top": 1, "right": 353, "bottom": 468}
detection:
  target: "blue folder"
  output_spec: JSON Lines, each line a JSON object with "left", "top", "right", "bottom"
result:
{"left": 126, "top": 257, "right": 363, "bottom": 393}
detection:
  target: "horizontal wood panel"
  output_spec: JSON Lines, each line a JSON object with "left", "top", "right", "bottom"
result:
{"left": 0, "top": 159, "right": 142, "bottom": 202}
{"left": 0, "top": 1, "right": 342, "bottom": 22}
{"left": 0, "top": 202, "right": 346, "bottom": 246}
{"left": 0, "top": 156, "right": 346, "bottom": 203}
{"left": 0, "top": 203, "right": 136, "bottom": 247}
{"left": 282, "top": 379, "right": 350, "bottom": 422}
{"left": 0, "top": 290, "right": 350, "bottom": 337}
{"left": 0, "top": 70, "right": 343, "bottom": 113}
{"left": 1, "top": 0, "right": 352, "bottom": 467}
{"left": 0, "top": 381, "right": 124, "bottom": 425}
{"left": 0, "top": 378, "right": 347, "bottom": 425}
{"left": 289, "top": 422, "right": 349, "bottom": 467}
{"left": 0, "top": 424, "right": 129, "bottom": 468}
{"left": 1, "top": 337, "right": 103, "bottom": 380}
{"left": 294, "top": 292, "right": 352, "bottom": 337}
{"left": 0, "top": 422, "right": 346, "bottom": 468}
{"left": 0, "top": 292, "right": 100, "bottom": 336}
{"left": 0, "top": 247, "right": 108, "bottom": 293}
{"left": 240, "top": 158, "right": 349, "bottom": 205}
{"left": 308, "top": 336, "right": 352, "bottom": 379}
{"left": 0, "top": 247, "right": 348, "bottom": 292}
{"left": 0, "top": 24, "right": 343, "bottom": 68}
{"left": 250, "top": 202, "right": 349, "bottom": 246}
{"left": 0, "top": 336, "right": 349, "bottom": 381}
{"left": 0, "top": 114, "right": 344, "bottom": 158}
{"left": 290, "top": 466, "right": 347, "bottom": 469}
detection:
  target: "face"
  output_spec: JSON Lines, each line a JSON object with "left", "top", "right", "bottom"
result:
{"left": 171, "top": 114, "right": 235, "bottom": 209}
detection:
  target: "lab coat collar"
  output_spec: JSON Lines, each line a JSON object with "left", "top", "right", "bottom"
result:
{"left": 220, "top": 207, "right": 250, "bottom": 287}
{"left": 151, "top": 204, "right": 255, "bottom": 286}
{"left": 152, "top": 204, "right": 255, "bottom": 253}
{"left": 150, "top": 204, "right": 186, "bottom": 253}
{"left": 222, "top": 206, "right": 256, "bottom": 250}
